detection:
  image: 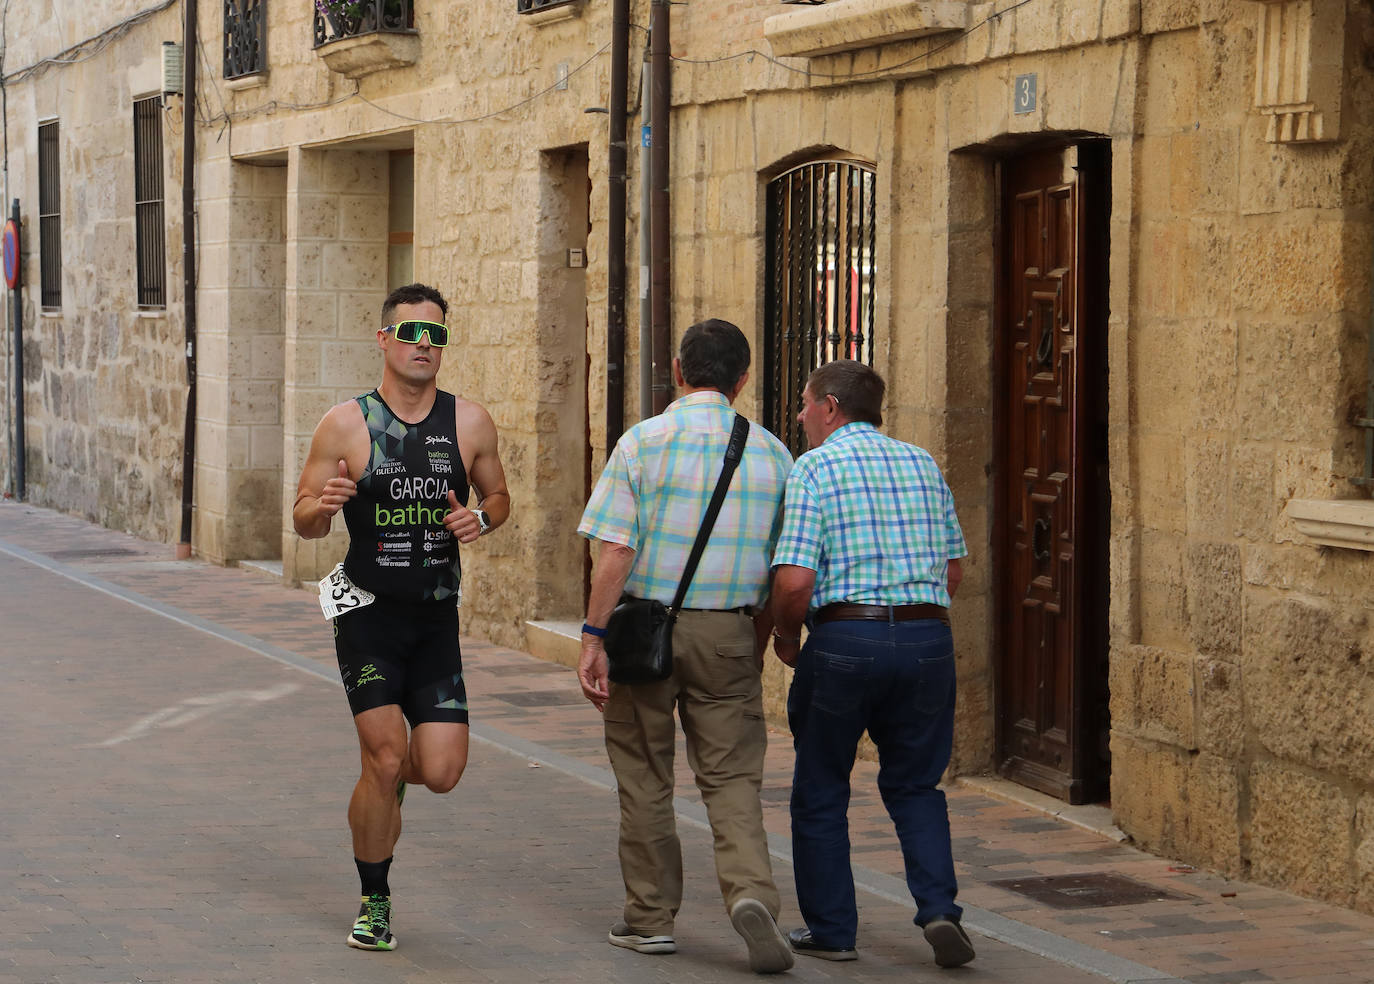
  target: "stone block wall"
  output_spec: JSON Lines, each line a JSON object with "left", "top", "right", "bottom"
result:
{"left": 0, "top": 4, "right": 189, "bottom": 542}
{"left": 279, "top": 148, "right": 390, "bottom": 584}
{"left": 195, "top": 159, "right": 287, "bottom": 564}
{"left": 1097, "top": 0, "right": 1374, "bottom": 911}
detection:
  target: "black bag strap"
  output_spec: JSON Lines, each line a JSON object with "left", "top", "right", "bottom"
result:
{"left": 668, "top": 413, "right": 750, "bottom": 614}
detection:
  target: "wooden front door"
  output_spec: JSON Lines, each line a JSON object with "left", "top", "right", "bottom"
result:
{"left": 996, "top": 143, "right": 1110, "bottom": 805}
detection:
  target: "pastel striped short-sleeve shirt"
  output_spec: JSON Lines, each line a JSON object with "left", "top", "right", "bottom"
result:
{"left": 578, "top": 391, "right": 795, "bottom": 610}
{"left": 772, "top": 423, "right": 966, "bottom": 609}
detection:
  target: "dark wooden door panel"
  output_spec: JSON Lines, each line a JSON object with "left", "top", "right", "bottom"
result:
{"left": 997, "top": 145, "right": 1104, "bottom": 803}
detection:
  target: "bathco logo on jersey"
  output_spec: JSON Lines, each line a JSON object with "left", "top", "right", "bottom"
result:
{"left": 374, "top": 476, "right": 452, "bottom": 527}
{"left": 428, "top": 449, "right": 452, "bottom": 474}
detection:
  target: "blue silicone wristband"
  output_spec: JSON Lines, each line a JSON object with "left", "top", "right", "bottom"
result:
{"left": 581, "top": 622, "right": 607, "bottom": 638}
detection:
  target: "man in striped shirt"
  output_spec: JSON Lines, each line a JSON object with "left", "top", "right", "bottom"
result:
{"left": 770, "top": 359, "right": 975, "bottom": 970}
{"left": 577, "top": 319, "right": 795, "bottom": 975}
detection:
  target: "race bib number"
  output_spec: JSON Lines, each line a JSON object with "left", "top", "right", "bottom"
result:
{"left": 318, "top": 562, "right": 376, "bottom": 619}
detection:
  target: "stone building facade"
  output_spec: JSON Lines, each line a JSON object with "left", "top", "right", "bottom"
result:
{"left": 2, "top": 0, "right": 1374, "bottom": 914}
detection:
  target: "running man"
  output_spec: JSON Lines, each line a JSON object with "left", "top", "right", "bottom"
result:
{"left": 293, "top": 282, "right": 510, "bottom": 951}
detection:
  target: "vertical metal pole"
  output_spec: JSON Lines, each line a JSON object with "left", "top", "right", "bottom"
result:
{"left": 178, "top": 0, "right": 197, "bottom": 555}
{"left": 639, "top": 50, "right": 652, "bottom": 419}
{"left": 1365, "top": 231, "right": 1374, "bottom": 484}
{"left": 649, "top": 0, "right": 672, "bottom": 414}
{"left": 606, "top": 0, "right": 629, "bottom": 448}
{"left": 11, "top": 199, "right": 23, "bottom": 499}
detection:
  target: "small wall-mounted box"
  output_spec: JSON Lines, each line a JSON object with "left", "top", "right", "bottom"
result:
{"left": 162, "top": 41, "right": 184, "bottom": 95}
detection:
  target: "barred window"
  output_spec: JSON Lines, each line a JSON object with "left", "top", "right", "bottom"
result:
{"left": 38, "top": 120, "right": 60, "bottom": 308}
{"left": 764, "top": 159, "right": 877, "bottom": 455}
{"left": 224, "top": 0, "right": 267, "bottom": 80}
{"left": 133, "top": 96, "right": 165, "bottom": 308}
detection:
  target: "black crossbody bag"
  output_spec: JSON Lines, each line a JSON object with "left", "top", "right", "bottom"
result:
{"left": 603, "top": 414, "right": 750, "bottom": 684}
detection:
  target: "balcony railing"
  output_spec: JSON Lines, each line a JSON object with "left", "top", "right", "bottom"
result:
{"left": 224, "top": 0, "right": 266, "bottom": 79}
{"left": 314, "top": 0, "right": 415, "bottom": 47}
{"left": 517, "top": 0, "right": 579, "bottom": 13}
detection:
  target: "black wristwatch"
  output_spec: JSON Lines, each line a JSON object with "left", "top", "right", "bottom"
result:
{"left": 473, "top": 508, "right": 491, "bottom": 535}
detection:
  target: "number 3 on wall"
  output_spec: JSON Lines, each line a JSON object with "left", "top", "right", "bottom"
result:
{"left": 1014, "top": 73, "right": 1037, "bottom": 115}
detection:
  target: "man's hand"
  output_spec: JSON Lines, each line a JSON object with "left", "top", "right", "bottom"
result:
{"left": 578, "top": 638, "right": 610, "bottom": 711}
{"left": 772, "top": 635, "right": 800, "bottom": 668}
{"left": 443, "top": 489, "right": 484, "bottom": 543}
{"left": 768, "top": 564, "right": 815, "bottom": 670}
{"left": 317, "top": 459, "right": 357, "bottom": 518}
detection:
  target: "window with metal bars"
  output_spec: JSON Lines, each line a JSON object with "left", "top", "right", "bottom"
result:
{"left": 38, "top": 120, "right": 61, "bottom": 308}
{"left": 764, "top": 159, "right": 877, "bottom": 455}
{"left": 224, "top": 0, "right": 267, "bottom": 79}
{"left": 133, "top": 96, "right": 165, "bottom": 308}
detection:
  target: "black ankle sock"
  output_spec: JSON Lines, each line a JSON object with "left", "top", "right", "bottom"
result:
{"left": 355, "top": 857, "right": 393, "bottom": 897}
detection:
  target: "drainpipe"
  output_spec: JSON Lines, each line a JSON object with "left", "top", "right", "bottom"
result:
{"left": 9, "top": 199, "right": 21, "bottom": 499}
{"left": 638, "top": 47, "right": 652, "bottom": 418}
{"left": 177, "top": 0, "right": 197, "bottom": 558}
{"left": 605, "top": 0, "right": 629, "bottom": 448}
{"left": 649, "top": 0, "right": 671, "bottom": 414}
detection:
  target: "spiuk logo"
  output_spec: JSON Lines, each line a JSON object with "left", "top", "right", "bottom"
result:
{"left": 425, "top": 435, "right": 453, "bottom": 446}
{"left": 357, "top": 664, "right": 386, "bottom": 686}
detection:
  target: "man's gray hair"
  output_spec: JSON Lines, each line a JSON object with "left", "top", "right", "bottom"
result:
{"left": 806, "top": 359, "right": 884, "bottom": 427}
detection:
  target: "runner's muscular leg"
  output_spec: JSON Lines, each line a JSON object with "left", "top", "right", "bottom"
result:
{"left": 349, "top": 704, "right": 409, "bottom": 862}
{"left": 408, "top": 721, "right": 469, "bottom": 793}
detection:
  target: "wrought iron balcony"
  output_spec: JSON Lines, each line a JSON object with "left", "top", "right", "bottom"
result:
{"left": 517, "top": 0, "right": 579, "bottom": 13}
{"left": 314, "top": 0, "right": 415, "bottom": 47}
{"left": 224, "top": 0, "right": 266, "bottom": 79}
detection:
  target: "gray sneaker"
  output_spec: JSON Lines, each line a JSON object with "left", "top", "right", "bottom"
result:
{"left": 923, "top": 917, "right": 975, "bottom": 968}
{"left": 608, "top": 922, "right": 676, "bottom": 954}
{"left": 729, "top": 898, "right": 795, "bottom": 974}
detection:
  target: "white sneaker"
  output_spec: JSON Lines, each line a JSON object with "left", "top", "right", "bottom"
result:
{"left": 729, "top": 897, "right": 795, "bottom": 974}
{"left": 608, "top": 921, "right": 676, "bottom": 954}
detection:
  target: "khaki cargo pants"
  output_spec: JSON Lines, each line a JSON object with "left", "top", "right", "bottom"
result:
{"left": 602, "top": 607, "right": 781, "bottom": 934}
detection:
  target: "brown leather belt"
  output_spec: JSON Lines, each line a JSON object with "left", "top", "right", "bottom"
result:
{"left": 816, "top": 603, "right": 948, "bottom": 625}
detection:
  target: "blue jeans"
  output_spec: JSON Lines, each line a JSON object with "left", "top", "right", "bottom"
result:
{"left": 787, "top": 617, "right": 961, "bottom": 947}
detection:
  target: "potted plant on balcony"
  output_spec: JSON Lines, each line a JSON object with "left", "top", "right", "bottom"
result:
{"left": 315, "top": 0, "right": 408, "bottom": 40}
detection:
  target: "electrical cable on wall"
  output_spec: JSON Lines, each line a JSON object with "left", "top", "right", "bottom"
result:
{"left": 3, "top": 0, "right": 178, "bottom": 85}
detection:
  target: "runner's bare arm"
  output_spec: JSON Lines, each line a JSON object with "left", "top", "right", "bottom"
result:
{"left": 293, "top": 403, "right": 367, "bottom": 540}
{"left": 457, "top": 400, "right": 511, "bottom": 532}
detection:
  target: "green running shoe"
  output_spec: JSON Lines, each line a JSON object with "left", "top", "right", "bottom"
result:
{"left": 347, "top": 893, "right": 397, "bottom": 950}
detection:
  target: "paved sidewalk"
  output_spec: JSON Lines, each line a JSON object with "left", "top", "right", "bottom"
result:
{"left": 2, "top": 500, "right": 1371, "bottom": 984}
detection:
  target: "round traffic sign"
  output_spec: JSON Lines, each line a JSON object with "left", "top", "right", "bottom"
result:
{"left": 3, "top": 219, "right": 19, "bottom": 289}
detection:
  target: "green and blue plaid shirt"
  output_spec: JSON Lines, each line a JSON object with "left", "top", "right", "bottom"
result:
{"left": 772, "top": 422, "right": 966, "bottom": 609}
{"left": 578, "top": 391, "right": 794, "bottom": 610}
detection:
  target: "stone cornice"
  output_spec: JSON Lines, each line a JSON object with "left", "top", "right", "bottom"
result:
{"left": 1286, "top": 498, "right": 1374, "bottom": 551}
{"left": 764, "top": 0, "right": 970, "bottom": 59}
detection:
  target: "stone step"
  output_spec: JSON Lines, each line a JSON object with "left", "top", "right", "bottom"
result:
{"left": 236, "top": 558, "right": 285, "bottom": 583}
{"left": 524, "top": 618, "right": 582, "bottom": 669}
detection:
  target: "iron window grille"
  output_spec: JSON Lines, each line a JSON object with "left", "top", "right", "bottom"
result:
{"left": 37, "top": 121, "right": 61, "bottom": 309}
{"left": 133, "top": 96, "right": 166, "bottom": 308}
{"left": 224, "top": 0, "right": 266, "bottom": 79}
{"left": 764, "top": 159, "right": 878, "bottom": 455}
{"left": 314, "top": 0, "right": 414, "bottom": 47}
{"left": 517, "top": 0, "right": 580, "bottom": 12}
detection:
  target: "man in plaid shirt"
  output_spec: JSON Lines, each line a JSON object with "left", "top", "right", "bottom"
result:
{"left": 577, "top": 319, "right": 796, "bottom": 975}
{"left": 770, "top": 359, "right": 975, "bottom": 970}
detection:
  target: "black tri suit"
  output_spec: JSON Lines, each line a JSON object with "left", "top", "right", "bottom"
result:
{"left": 333, "top": 389, "right": 470, "bottom": 724}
